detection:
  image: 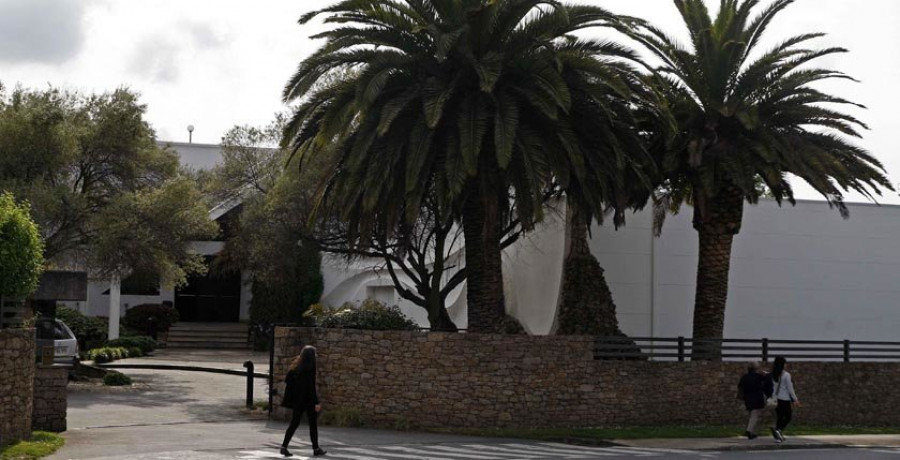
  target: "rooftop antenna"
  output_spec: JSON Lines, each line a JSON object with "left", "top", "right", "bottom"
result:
{"left": 187, "top": 125, "right": 195, "bottom": 144}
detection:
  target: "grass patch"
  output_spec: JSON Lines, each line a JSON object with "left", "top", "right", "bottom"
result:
{"left": 238, "top": 400, "right": 270, "bottom": 418}
{"left": 433, "top": 425, "right": 900, "bottom": 441}
{"left": 1, "top": 431, "right": 65, "bottom": 459}
{"left": 318, "top": 407, "right": 365, "bottom": 428}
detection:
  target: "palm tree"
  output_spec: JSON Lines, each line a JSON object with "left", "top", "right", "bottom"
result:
{"left": 628, "top": 0, "right": 892, "bottom": 357}
{"left": 282, "top": 0, "right": 654, "bottom": 332}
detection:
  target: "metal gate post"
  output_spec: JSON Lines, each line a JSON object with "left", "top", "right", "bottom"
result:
{"left": 243, "top": 361, "right": 254, "bottom": 409}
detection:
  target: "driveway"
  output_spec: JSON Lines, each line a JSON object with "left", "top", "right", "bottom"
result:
{"left": 67, "top": 348, "right": 269, "bottom": 429}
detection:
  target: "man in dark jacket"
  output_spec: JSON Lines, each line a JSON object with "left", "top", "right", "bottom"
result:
{"left": 737, "top": 362, "right": 773, "bottom": 439}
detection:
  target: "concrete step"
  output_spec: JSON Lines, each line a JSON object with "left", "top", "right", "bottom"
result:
{"left": 165, "top": 336, "right": 247, "bottom": 343}
{"left": 170, "top": 323, "right": 247, "bottom": 331}
{"left": 166, "top": 341, "right": 249, "bottom": 349}
{"left": 167, "top": 330, "right": 247, "bottom": 338}
{"left": 165, "top": 323, "right": 250, "bottom": 350}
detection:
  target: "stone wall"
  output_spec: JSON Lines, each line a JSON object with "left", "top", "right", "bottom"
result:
{"left": 32, "top": 366, "right": 68, "bottom": 432}
{"left": 273, "top": 327, "right": 900, "bottom": 429}
{"left": 0, "top": 329, "right": 35, "bottom": 446}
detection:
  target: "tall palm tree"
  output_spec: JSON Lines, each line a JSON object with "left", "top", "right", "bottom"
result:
{"left": 282, "top": 0, "right": 654, "bottom": 332}
{"left": 628, "top": 0, "right": 892, "bottom": 357}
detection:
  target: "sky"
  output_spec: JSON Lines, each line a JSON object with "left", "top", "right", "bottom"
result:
{"left": 1, "top": 0, "right": 899, "bottom": 204}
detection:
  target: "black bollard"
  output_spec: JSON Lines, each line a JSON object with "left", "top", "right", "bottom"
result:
{"left": 243, "top": 361, "right": 254, "bottom": 409}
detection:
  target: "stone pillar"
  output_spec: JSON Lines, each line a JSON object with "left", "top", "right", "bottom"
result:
{"left": 32, "top": 366, "right": 68, "bottom": 432}
{"left": 0, "top": 329, "right": 35, "bottom": 447}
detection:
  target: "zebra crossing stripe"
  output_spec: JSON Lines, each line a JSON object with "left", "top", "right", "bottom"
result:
{"left": 422, "top": 444, "right": 546, "bottom": 458}
{"left": 319, "top": 452, "right": 387, "bottom": 460}
{"left": 237, "top": 450, "right": 309, "bottom": 459}
{"left": 340, "top": 446, "right": 461, "bottom": 460}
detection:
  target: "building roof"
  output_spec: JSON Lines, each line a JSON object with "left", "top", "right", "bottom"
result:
{"left": 158, "top": 141, "right": 224, "bottom": 171}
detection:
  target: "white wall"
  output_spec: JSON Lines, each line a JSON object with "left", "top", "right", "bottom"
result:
{"left": 318, "top": 207, "right": 568, "bottom": 333}
{"left": 592, "top": 199, "right": 900, "bottom": 342}
{"left": 319, "top": 253, "right": 466, "bottom": 329}
{"left": 68, "top": 281, "right": 175, "bottom": 319}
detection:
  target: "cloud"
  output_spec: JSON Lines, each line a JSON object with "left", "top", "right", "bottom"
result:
{"left": 0, "top": 0, "right": 88, "bottom": 64}
{"left": 127, "top": 38, "right": 180, "bottom": 83}
{"left": 123, "top": 21, "right": 228, "bottom": 83}
{"left": 186, "top": 22, "right": 228, "bottom": 49}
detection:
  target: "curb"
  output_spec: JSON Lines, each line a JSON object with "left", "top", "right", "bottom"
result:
{"left": 547, "top": 437, "right": 619, "bottom": 448}
{"left": 694, "top": 442, "right": 850, "bottom": 452}
{"left": 558, "top": 437, "right": 851, "bottom": 452}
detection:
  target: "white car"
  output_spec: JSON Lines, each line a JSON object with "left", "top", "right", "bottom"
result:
{"left": 35, "top": 318, "right": 79, "bottom": 366}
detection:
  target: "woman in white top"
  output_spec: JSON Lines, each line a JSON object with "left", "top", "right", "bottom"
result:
{"left": 770, "top": 356, "right": 801, "bottom": 443}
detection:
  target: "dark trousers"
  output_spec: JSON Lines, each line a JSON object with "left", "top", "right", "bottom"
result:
{"left": 776, "top": 400, "right": 793, "bottom": 431}
{"left": 282, "top": 406, "right": 319, "bottom": 450}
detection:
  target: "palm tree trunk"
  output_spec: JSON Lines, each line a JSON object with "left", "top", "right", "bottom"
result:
{"left": 462, "top": 187, "right": 505, "bottom": 333}
{"left": 691, "top": 186, "right": 744, "bottom": 360}
{"left": 556, "top": 203, "right": 621, "bottom": 336}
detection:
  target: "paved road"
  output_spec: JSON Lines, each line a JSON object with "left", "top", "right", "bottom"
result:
{"left": 72, "top": 438, "right": 706, "bottom": 459}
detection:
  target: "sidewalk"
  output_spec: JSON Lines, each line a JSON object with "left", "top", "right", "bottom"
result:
{"left": 613, "top": 434, "right": 900, "bottom": 451}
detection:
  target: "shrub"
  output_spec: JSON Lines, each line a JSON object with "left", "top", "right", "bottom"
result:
{"left": 107, "top": 336, "right": 157, "bottom": 354}
{"left": 87, "top": 348, "right": 111, "bottom": 364}
{"left": 307, "top": 298, "right": 418, "bottom": 331}
{"left": 0, "top": 192, "right": 44, "bottom": 299}
{"left": 126, "top": 346, "right": 143, "bottom": 358}
{"left": 56, "top": 307, "right": 109, "bottom": 351}
{"left": 122, "top": 304, "right": 179, "bottom": 336}
{"left": 103, "top": 372, "right": 132, "bottom": 386}
{"left": 87, "top": 346, "right": 131, "bottom": 363}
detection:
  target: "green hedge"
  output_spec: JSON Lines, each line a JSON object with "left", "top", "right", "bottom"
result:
{"left": 107, "top": 336, "right": 157, "bottom": 354}
{"left": 0, "top": 192, "right": 45, "bottom": 299}
{"left": 306, "top": 299, "right": 418, "bottom": 331}
{"left": 122, "top": 303, "right": 179, "bottom": 335}
{"left": 86, "top": 346, "right": 135, "bottom": 364}
{"left": 56, "top": 307, "right": 108, "bottom": 351}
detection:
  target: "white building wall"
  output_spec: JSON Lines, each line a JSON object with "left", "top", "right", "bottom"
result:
{"left": 320, "top": 197, "right": 900, "bottom": 341}
{"left": 68, "top": 282, "right": 176, "bottom": 319}
{"left": 592, "top": 199, "right": 900, "bottom": 342}
{"left": 318, "top": 208, "right": 568, "bottom": 333}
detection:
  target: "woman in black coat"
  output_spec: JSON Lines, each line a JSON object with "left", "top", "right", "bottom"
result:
{"left": 280, "top": 345, "right": 326, "bottom": 457}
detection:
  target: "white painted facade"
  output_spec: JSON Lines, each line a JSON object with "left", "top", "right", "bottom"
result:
{"left": 591, "top": 198, "right": 900, "bottom": 342}
{"left": 73, "top": 239, "right": 252, "bottom": 322}
{"left": 325, "top": 197, "right": 900, "bottom": 342}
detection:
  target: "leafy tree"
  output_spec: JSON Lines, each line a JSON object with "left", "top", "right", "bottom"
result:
{"left": 88, "top": 178, "right": 216, "bottom": 286}
{"left": 210, "top": 118, "right": 523, "bottom": 331}
{"left": 206, "top": 120, "right": 324, "bottom": 328}
{"left": 628, "top": 0, "right": 892, "bottom": 357}
{"left": 283, "top": 0, "right": 654, "bottom": 332}
{"left": 0, "top": 193, "right": 44, "bottom": 299}
{"left": 0, "top": 86, "right": 214, "bottom": 287}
